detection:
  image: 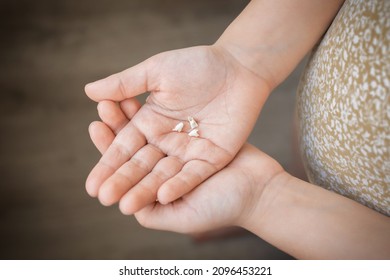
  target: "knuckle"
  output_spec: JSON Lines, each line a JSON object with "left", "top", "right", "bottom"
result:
{"left": 130, "top": 156, "right": 151, "bottom": 173}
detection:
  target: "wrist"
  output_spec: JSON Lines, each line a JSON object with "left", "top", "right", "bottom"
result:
{"left": 239, "top": 167, "right": 293, "bottom": 230}
{"left": 212, "top": 41, "right": 276, "bottom": 91}
{"left": 232, "top": 147, "right": 287, "bottom": 231}
{"left": 213, "top": 0, "right": 345, "bottom": 92}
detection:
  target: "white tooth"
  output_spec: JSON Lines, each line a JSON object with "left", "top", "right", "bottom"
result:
{"left": 172, "top": 122, "right": 184, "bottom": 132}
{"left": 188, "top": 116, "right": 198, "bottom": 129}
{"left": 188, "top": 129, "right": 199, "bottom": 137}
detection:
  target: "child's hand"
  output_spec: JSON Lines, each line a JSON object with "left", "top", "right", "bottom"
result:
{"left": 133, "top": 143, "right": 283, "bottom": 234}
{"left": 85, "top": 46, "right": 270, "bottom": 210}
{"left": 89, "top": 99, "right": 283, "bottom": 231}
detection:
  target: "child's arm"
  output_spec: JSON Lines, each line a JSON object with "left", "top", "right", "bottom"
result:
{"left": 215, "top": 0, "right": 345, "bottom": 89}
{"left": 85, "top": 0, "right": 344, "bottom": 210}
{"left": 243, "top": 171, "right": 390, "bottom": 259}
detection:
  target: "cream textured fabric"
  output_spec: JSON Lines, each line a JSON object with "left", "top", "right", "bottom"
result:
{"left": 297, "top": 0, "right": 389, "bottom": 216}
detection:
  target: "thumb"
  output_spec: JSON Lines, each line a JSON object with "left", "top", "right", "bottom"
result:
{"left": 85, "top": 59, "right": 152, "bottom": 102}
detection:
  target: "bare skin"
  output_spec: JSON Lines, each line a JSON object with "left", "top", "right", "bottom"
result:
{"left": 85, "top": 0, "right": 390, "bottom": 259}
{"left": 89, "top": 100, "right": 390, "bottom": 259}
{"left": 85, "top": 46, "right": 269, "bottom": 210}
{"left": 85, "top": 0, "right": 345, "bottom": 212}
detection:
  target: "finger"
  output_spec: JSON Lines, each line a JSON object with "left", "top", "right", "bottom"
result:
{"left": 97, "top": 100, "right": 128, "bottom": 134}
{"left": 120, "top": 98, "right": 142, "bottom": 120}
{"left": 134, "top": 204, "right": 178, "bottom": 231}
{"left": 85, "top": 60, "right": 151, "bottom": 102}
{"left": 85, "top": 123, "right": 146, "bottom": 197}
{"left": 157, "top": 160, "right": 217, "bottom": 205}
{"left": 119, "top": 156, "right": 183, "bottom": 215}
{"left": 135, "top": 203, "right": 217, "bottom": 234}
{"left": 88, "top": 121, "right": 115, "bottom": 154}
{"left": 134, "top": 199, "right": 203, "bottom": 234}
{"left": 98, "top": 144, "right": 165, "bottom": 206}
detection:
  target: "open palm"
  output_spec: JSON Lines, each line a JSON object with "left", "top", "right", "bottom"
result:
{"left": 85, "top": 45, "right": 270, "bottom": 211}
{"left": 89, "top": 99, "right": 283, "bottom": 231}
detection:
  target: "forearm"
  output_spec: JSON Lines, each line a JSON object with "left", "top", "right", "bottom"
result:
{"left": 242, "top": 171, "right": 390, "bottom": 259}
{"left": 215, "top": 0, "right": 344, "bottom": 89}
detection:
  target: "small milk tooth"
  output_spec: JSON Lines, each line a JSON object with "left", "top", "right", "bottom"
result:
{"left": 188, "top": 129, "right": 199, "bottom": 137}
{"left": 172, "top": 122, "right": 184, "bottom": 132}
{"left": 188, "top": 116, "right": 198, "bottom": 129}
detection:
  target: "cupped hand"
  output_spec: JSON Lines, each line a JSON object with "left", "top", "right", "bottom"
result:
{"left": 85, "top": 45, "right": 270, "bottom": 212}
{"left": 89, "top": 99, "right": 283, "bottom": 232}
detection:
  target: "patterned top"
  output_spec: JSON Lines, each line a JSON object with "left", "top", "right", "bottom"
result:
{"left": 296, "top": 0, "right": 389, "bottom": 216}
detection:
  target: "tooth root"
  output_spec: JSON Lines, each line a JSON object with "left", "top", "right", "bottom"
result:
{"left": 188, "top": 116, "right": 198, "bottom": 129}
{"left": 188, "top": 129, "right": 199, "bottom": 137}
{"left": 172, "top": 122, "right": 184, "bottom": 132}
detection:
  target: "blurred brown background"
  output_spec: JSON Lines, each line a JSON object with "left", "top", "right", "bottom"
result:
{"left": 0, "top": 0, "right": 304, "bottom": 259}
